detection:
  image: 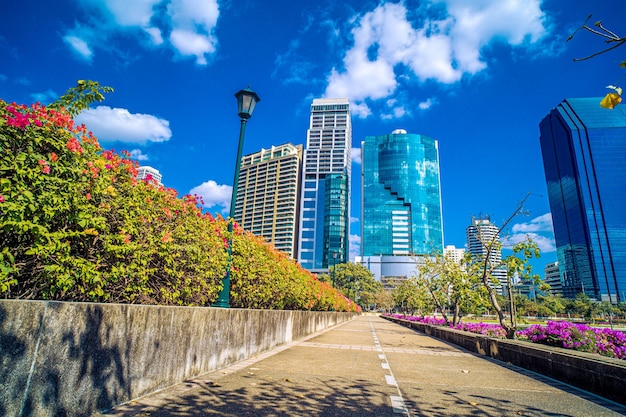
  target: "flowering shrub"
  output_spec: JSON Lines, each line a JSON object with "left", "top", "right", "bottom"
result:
{"left": 0, "top": 97, "right": 359, "bottom": 312}
{"left": 517, "top": 321, "right": 626, "bottom": 359}
{"left": 386, "top": 314, "right": 625, "bottom": 360}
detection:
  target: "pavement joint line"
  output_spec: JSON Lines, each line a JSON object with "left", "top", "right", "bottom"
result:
{"left": 370, "top": 318, "right": 410, "bottom": 417}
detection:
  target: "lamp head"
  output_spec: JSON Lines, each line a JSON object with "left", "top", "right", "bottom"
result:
{"left": 235, "top": 86, "right": 260, "bottom": 119}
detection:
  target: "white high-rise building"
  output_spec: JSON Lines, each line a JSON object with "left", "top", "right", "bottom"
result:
{"left": 234, "top": 143, "right": 303, "bottom": 258}
{"left": 297, "top": 98, "right": 351, "bottom": 273}
{"left": 466, "top": 216, "right": 506, "bottom": 294}
{"left": 444, "top": 245, "right": 465, "bottom": 264}
{"left": 137, "top": 166, "right": 162, "bottom": 185}
{"left": 544, "top": 261, "right": 562, "bottom": 296}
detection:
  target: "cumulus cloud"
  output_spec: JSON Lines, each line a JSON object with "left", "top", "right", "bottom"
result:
{"left": 129, "top": 149, "right": 149, "bottom": 161}
{"left": 349, "top": 233, "right": 361, "bottom": 262}
{"left": 351, "top": 147, "right": 362, "bottom": 164}
{"left": 325, "top": 0, "right": 548, "bottom": 118}
{"left": 503, "top": 232, "right": 556, "bottom": 253}
{"left": 75, "top": 106, "right": 172, "bottom": 144}
{"left": 189, "top": 180, "right": 232, "bottom": 213}
{"left": 63, "top": 35, "right": 93, "bottom": 62}
{"left": 63, "top": 0, "right": 219, "bottom": 65}
{"left": 512, "top": 213, "right": 553, "bottom": 233}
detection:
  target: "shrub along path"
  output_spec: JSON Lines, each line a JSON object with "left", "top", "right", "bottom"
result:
{"left": 98, "top": 315, "right": 626, "bottom": 417}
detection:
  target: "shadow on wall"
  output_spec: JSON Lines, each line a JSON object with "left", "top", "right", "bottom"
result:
{"left": 0, "top": 302, "right": 131, "bottom": 416}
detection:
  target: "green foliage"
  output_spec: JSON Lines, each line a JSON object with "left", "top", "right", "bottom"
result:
{"left": 0, "top": 85, "right": 359, "bottom": 311}
{"left": 49, "top": 80, "right": 114, "bottom": 116}
{"left": 415, "top": 252, "right": 489, "bottom": 326}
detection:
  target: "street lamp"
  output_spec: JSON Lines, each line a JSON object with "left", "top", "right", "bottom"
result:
{"left": 213, "top": 86, "right": 260, "bottom": 308}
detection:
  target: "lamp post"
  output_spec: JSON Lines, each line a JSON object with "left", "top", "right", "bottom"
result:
{"left": 213, "top": 86, "right": 260, "bottom": 308}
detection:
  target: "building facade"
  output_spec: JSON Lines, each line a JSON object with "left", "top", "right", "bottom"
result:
{"left": 444, "top": 245, "right": 466, "bottom": 264}
{"left": 233, "top": 143, "right": 303, "bottom": 258}
{"left": 357, "top": 129, "right": 443, "bottom": 283}
{"left": 466, "top": 216, "right": 506, "bottom": 294}
{"left": 137, "top": 166, "right": 162, "bottom": 185}
{"left": 296, "top": 98, "right": 351, "bottom": 272}
{"left": 539, "top": 97, "right": 626, "bottom": 302}
{"left": 544, "top": 261, "right": 562, "bottom": 296}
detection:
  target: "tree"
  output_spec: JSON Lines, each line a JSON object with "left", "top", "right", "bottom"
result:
{"left": 393, "top": 278, "right": 432, "bottom": 315}
{"left": 469, "top": 195, "right": 542, "bottom": 338}
{"left": 568, "top": 15, "right": 626, "bottom": 109}
{"left": 323, "top": 262, "right": 382, "bottom": 305}
{"left": 415, "top": 252, "right": 488, "bottom": 326}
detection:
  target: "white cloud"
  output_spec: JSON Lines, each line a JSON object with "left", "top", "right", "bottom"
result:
{"left": 167, "top": 0, "right": 219, "bottom": 64}
{"left": 503, "top": 232, "right": 556, "bottom": 253}
{"left": 129, "top": 149, "right": 149, "bottom": 161}
{"left": 63, "top": 35, "right": 93, "bottom": 62}
{"left": 64, "top": 0, "right": 219, "bottom": 65}
{"left": 75, "top": 106, "right": 172, "bottom": 144}
{"left": 189, "top": 180, "right": 232, "bottom": 213}
{"left": 512, "top": 213, "right": 553, "bottom": 233}
{"left": 349, "top": 233, "right": 361, "bottom": 262}
{"left": 418, "top": 98, "right": 434, "bottom": 110}
{"left": 351, "top": 147, "right": 362, "bottom": 164}
{"left": 325, "top": 0, "right": 548, "bottom": 118}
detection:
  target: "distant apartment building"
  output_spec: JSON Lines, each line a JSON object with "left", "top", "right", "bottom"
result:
{"left": 233, "top": 143, "right": 303, "bottom": 258}
{"left": 444, "top": 245, "right": 466, "bottom": 264}
{"left": 137, "top": 166, "right": 162, "bottom": 185}
{"left": 544, "top": 261, "right": 562, "bottom": 296}
{"left": 296, "top": 98, "right": 352, "bottom": 273}
{"left": 466, "top": 216, "right": 506, "bottom": 295}
{"left": 539, "top": 97, "right": 626, "bottom": 302}
{"left": 357, "top": 129, "right": 443, "bottom": 284}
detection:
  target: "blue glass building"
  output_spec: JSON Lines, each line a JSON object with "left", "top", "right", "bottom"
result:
{"left": 361, "top": 129, "right": 443, "bottom": 259}
{"left": 297, "top": 99, "right": 351, "bottom": 272}
{"left": 539, "top": 98, "right": 626, "bottom": 302}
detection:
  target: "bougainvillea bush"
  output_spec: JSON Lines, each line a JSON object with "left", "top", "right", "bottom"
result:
{"left": 387, "top": 314, "right": 625, "bottom": 359}
{"left": 517, "top": 321, "right": 626, "bottom": 360}
{"left": 0, "top": 98, "right": 359, "bottom": 312}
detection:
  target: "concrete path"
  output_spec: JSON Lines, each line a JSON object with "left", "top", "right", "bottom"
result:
{"left": 99, "top": 315, "right": 626, "bottom": 417}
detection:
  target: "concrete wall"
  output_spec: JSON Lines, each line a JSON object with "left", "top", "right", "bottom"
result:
{"left": 0, "top": 300, "right": 357, "bottom": 417}
{"left": 384, "top": 316, "right": 626, "bottom": 406}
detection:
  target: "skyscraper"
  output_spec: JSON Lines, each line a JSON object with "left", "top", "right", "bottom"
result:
{"left": 466, "top": 216, "right": 506, "bottom": 294}
{"left": 234, "top": 143, "right": 303, "bottom": 258}
{"left": 539, "top": 97, "right": 626, "bottom": 302}
{"left": 297, "top": 98, "right": 351, "bottom": 272}
{"left": 357, "top": 129, "right": 443, "bottom": 282}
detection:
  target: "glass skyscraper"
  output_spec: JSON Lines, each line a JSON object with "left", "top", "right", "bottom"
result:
{"left": 361, "top": 129, "right": 443, "bottom": 259}
{"left": 539, "top": 97, "right": 626, "bottom": 302}
{"left": 297, "top": 98, "right": 351, "bottom": 272}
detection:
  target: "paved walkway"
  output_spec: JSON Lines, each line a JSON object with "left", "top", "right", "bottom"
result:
{"left": 99, "top": 315, "right": 626, "bottom": 416}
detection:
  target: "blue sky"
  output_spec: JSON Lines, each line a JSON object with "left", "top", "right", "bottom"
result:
{"left": 2, "top": 0, "right": 625, "bottom": 273}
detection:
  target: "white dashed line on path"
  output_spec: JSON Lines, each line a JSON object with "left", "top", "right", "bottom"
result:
{"left": 370, "top": 318, "right": 410, "bottom": 417}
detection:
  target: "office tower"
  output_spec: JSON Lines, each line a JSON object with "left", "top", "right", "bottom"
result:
{"left": 357, "top": 129, "right": 443, "bottom": 283}
{"left": 466, "top": 216, "right": 506, "bottom": 294}
{"left": 544, "top": 261, "right": 562, "bottom": 296}
{"left": 234, "top": 143, "right": 303, "bottom": 258}
{"left": 297, "top": 98, "right": 351, "bottom": 272}
{"left": 539, "top": 97, "right": 626, "bottom": 302}
{"left": 137, "top": 166, "right": 163, "bottom": 185}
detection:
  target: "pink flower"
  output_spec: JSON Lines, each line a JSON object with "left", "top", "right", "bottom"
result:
{"left": 0, "top": 195, "right": 4, "bottom": 203}
{"left": 42, "top": 165, "right": 50, "bottom": 174}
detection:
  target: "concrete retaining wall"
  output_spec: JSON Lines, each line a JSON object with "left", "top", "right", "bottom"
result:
{"left": 384, "top": 316, "right": 626, "bottom": 405}
{"left": 0, "top": 299, "right": 357, "bottom": 417}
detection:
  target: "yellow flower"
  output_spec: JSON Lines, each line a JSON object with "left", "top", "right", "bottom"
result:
{"left": 600, "top": 85, "right": 622, "bottom": 109}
